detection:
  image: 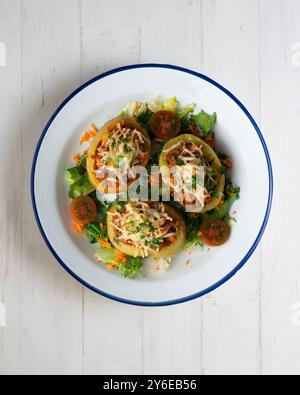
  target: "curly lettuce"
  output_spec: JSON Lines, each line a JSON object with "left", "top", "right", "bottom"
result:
{"left": 96, "top": 247, "right": 144, "bottom": 279}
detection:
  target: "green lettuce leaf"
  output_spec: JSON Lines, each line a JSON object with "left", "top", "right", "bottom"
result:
{"left": 204, "top": 180, "right": 240, "bottom": 221}
{"left": 68, "top": 174, "right": 95, "bottom": 199}
{"left": 66, "top": 166, "right": 86, "bottom": 183}
{"left": 116, "top": 256, "right": 144, "bottom": 280}
{"left": 184, "top": 216, "right": 204, "bottom": 250}
{"left": 137, "top": 106, "right": 154, "bottom": 127}
{"left": 96, "top": 247, "right": 144, "bottom": 280}
{"left": 191, "top": 111, "right": 217, "bottom": 135}
{"left": 96, "top": 247, "right": 118, "bottom": 265}
{"left": 85, "top": 223, "right": 101, "bottom": 244}
{"left": 178, "top": 104, "right": 196, "bottom": 129}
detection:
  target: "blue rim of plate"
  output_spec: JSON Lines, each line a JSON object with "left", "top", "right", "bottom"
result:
{"left": 31, "top": 63, "right": 273, "bottom": 307}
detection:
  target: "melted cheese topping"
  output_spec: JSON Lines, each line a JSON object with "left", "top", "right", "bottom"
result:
{"left": 165, "top": 141, "right": 212, "bottom": 208}
{"left": 109, "top": 201, "right": 179, "bottom": 257}
{"left": 94, "top": 124, "right": 148, "bottom": 184}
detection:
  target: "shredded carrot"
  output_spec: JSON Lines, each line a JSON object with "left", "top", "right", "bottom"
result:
{"left": 99, "top": 238, "right": 112, "bottom": 249}
{"left": 100, "top": 223, "right": 104, "bottom": 231}
{"left": 73, "top": 221, "right": 85, "bottom": 233}
{"left": 80, "top": 130, "right": 97, "bottom": 145}
{"left": 106, "top": 263, "right": 115, "bottom": 271}
{"left": 72, "top": 153, "right": 81, "bottom": 163}
{"left": 114, "top": 252, "right": 127, "bottom": 265}
{"left": 90, "top": 123, "right": 98, "bottom": 134}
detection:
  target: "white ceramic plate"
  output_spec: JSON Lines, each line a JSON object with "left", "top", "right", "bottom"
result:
{"left": 31, "top": 64, "right": 273, "bottom": 306}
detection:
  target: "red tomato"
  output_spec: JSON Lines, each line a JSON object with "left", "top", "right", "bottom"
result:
{"left": 71, "top": 196, "right": 97, "bottom": 225}
{"left": 150, "top": 110, "right": 181, "bottom": 140}
{"left": 199, "top": 219, "right": 230, "bottom": 247}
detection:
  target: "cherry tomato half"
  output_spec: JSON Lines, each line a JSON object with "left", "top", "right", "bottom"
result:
{"left": 71, "top": 196, "right": 97, "bottom": 225}
{"left": 199, "top": 218, "right": 230, "bottom": 247}
{"left": 150, "top": 110, "right": 181, "bottom": 140}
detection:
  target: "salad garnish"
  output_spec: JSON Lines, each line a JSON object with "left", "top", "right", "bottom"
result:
{"left": 66, "top": 97, "right": 240, "bottom": 279}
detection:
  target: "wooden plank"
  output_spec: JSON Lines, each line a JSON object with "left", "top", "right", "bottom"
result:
{"left": 260, "top": 0, "right": 300, "bottom": 375}
{"left": 201, "top": 0, "right": 261, "bottom": 375}
{"left": 0, "top": 0, "right": 22, "bottom": 375}
{"left": 140, "top": 0, "right": 203, "bottom": 375}
{"left": 20, "top": 0, "right": 83, "bottom": 374}
{"left": 142, "top": 301, "right": 202, "bottom": 375}
{"left": 140, "top": 0, "right": 203, "bottom": 68}
{"left": 80, "top": 0, "right": 142, "bottom": 80}
{"left": 80, "top": 0, "right": 143, "bottom": 375}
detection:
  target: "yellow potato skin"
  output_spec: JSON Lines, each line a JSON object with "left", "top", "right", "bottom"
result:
{"left": 107, "top": 203, "right": 186, "bottom": 258}
{"left": 159, "top": 134, "right": 225, "bottom": 213}
{"left": 86, "top": 117, "right": 151, "bottom": 194}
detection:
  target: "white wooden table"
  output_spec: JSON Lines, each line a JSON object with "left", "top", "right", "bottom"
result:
{"left": 0, "top": 0, "right": 299, "bottom": 375}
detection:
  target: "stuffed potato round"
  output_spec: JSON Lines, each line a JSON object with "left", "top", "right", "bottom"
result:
{"left": 159, "top": 134, "right": 225, "bottom": 213}
{"left": 87, "top": 117, "right": 151, "bottom": 194}
{"left": 107, "top": 201, "right": 186, "bottom": 258}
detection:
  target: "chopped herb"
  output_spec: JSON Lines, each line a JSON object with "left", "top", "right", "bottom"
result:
{"left": 192, "top": 175, "right": 197, "bottom": 190}
{"left": 210, "top": 169, "right": 218, "bottom": 177}
{"left": 175, "top": 157, "right": 185, "bottom": 166}
{"left": 116, "top": 155, "right": 125, "bottom": 168}
{"left": 137, "top": 107, "right": 154, "bottom": 127}
{"left": 220, "top": 166, "right": 226, "bottom": 175}
{"left": 151, "top": 237, "right": 163, "bottom": 247}
{"left": 124, "top": 145, "right": 133, "bottom": 153}
{"left": 113, "top": 139, "right": 121, "bottom": 147}
{"left": 148, "top": 225, "right": 155, "bottom": 233}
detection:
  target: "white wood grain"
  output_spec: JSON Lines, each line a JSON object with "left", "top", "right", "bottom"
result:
{"left": 0, "top": 0, "right": 22, "bottom": 374}
{"left": 20, "top": 0, "right": 83, "bottom": 374}
{"left": 140, "top": 0, "right": 203, "bottom": 68}
{"left": 200, "top": 0, "right": 262, "bottom": 375}
{"left": 260, "top": 0, "right": 300, "bottom": 375}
